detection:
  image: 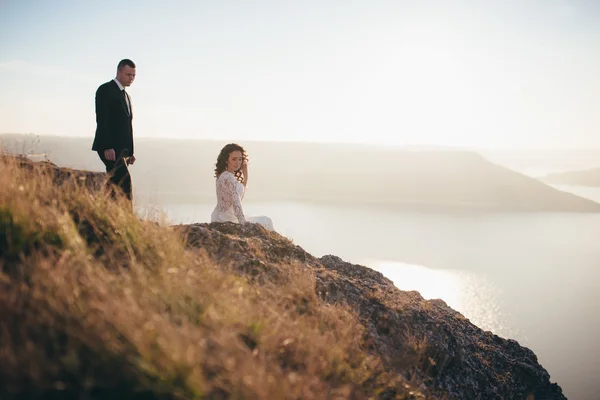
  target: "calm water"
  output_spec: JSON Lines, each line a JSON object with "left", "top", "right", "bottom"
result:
{"left": 143, "top": 185, "right": 600, "bottom": 400}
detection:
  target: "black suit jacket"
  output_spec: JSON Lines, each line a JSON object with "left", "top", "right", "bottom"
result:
{"left": 92, "top": 80, "right": 134, "bottom": 156}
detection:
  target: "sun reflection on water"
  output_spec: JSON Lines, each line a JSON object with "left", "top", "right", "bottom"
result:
{"left": 366, "top": 260, "right": 515, "bottom": 339}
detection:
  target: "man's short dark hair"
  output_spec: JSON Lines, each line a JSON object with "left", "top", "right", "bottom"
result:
{"left": 117, "top": 59, "right": 136, "bottom": 70}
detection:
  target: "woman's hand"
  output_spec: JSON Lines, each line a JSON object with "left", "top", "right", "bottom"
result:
{"left": 241, "top": 159, "right": 248, "bottom": 175}
{"left": 241, "top": 159, "right": 249, "bottom": 187}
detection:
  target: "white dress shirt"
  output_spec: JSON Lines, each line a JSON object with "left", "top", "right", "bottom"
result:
{"left": 113, "top": 78, "right": 131, "bottom": 115}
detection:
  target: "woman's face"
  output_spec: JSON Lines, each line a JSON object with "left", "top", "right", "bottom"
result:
{"left": 226, "top": 150, "right": 243, "bottom": 172}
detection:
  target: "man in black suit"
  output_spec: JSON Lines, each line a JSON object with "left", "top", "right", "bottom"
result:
{"left": 92, "top": 59, "right": 137, "bottom": 205}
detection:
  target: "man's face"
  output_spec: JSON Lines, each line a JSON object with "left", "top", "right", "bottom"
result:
{"left": 117, "top": 65, "right": 136, "bottom": 87}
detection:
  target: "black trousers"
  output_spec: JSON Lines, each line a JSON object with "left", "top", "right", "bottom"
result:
{"left": 97, "top": 151, "right": 133, "bottom": 203}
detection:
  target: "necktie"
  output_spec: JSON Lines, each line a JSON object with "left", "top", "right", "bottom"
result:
{"left": 122, "top": 89, "right": 131, "bottom": 115}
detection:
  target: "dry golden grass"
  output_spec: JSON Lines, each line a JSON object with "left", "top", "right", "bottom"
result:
{"left": 0, "top": 156, "right": 424, "bottom": 399}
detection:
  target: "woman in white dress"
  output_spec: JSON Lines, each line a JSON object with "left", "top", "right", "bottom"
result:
{"left": 210, "top": 143, "right": 274, "bottom": 231}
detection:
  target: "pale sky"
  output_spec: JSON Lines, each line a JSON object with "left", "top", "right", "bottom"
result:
{"left": 1, "top": 0, "right": 599, "bottom": 148}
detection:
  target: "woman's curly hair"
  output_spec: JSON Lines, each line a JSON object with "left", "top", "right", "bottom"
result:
{"left": 214, "top": 143, "right": 248, "bottom": 183}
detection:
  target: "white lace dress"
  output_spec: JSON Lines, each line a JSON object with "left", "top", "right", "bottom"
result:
{"left": 210, "top": 171, "right": 274, "bottom": 230}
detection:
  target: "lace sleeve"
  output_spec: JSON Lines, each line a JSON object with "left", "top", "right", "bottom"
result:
{"left": 222, "top": 173, "right": 246, "bottom": 223}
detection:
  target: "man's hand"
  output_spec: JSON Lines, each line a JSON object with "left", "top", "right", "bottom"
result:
{"left": 104, "top": 149, "right": 116, "bottom": 161}
{"left": 127, "top": 155, "right": 136, "bottom": 165}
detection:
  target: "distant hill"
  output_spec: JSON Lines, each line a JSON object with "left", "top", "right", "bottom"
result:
{"left": 2, "top": 133, "right": 600, "bottom": 212}
{"left": 540, "top": 167, "right": 600, "bottom": 187}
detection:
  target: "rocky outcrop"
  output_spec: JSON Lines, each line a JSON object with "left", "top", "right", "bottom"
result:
{"left": 3, "top": 155, "right": 566, "bottom": 399}
{"left": 177, "top": 222, "right": 566, "bottom": 400}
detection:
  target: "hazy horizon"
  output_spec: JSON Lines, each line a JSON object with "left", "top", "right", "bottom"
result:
{"left": 2, "top": 133, "right": 600, "bottom": 215}
{"left": 2, "top": 1, "right": 600, "bottom": 149}
{"left": 4, "top": 131, "right": 600, "bottom": 152}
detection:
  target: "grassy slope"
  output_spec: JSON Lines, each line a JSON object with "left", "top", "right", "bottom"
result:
{"left": 0, "top": 157, "right": 424, "bottom": 399}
